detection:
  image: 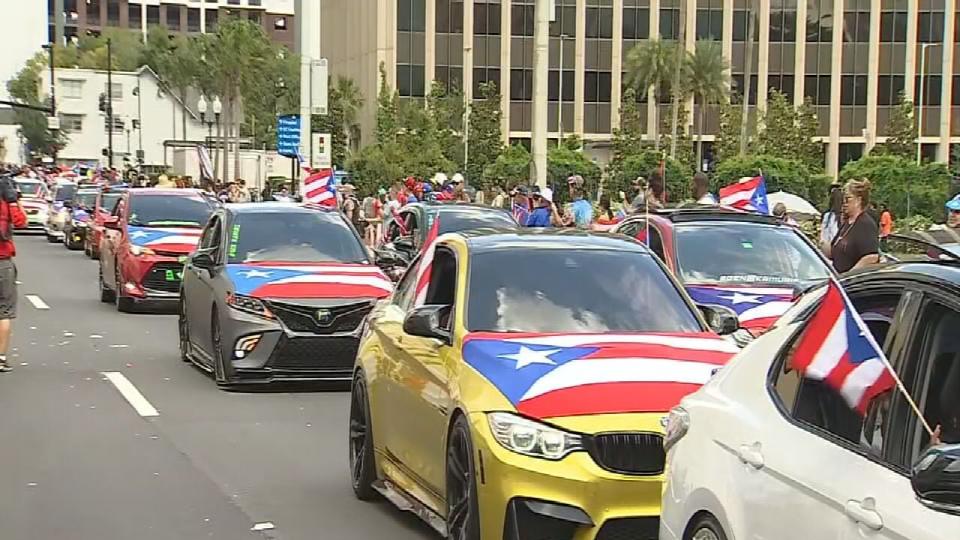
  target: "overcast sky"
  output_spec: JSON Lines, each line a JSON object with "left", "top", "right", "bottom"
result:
{"left": 0, "top": 2, "right": 47, "bottom": 101}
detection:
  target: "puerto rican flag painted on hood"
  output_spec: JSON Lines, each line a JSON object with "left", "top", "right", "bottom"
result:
{"left": 127, "top": 226, "right": 202, "bottom": 254}
{"left": 225, "top": 262, "right": 393, "bottom": 299}
{"left": 462, "top": 332, "right": 738, "bottom": 419}
{"left": 685, "top": 284, "right": 796, "bottom": 333}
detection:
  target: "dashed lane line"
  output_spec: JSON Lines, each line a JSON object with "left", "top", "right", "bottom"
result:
{"left": 25, "top": 295, "right": 50, "bottom": 310}
{"left": 101, "top": 372, "right": 159, "bottom": 417}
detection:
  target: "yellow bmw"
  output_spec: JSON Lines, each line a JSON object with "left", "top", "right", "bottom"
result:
{"left": 349, "top": 229, "right": 739, "bottom": 540}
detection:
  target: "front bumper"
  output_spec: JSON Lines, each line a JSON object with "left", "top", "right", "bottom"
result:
{"left": 119, "top": 256, "right": 187, "bottom": 302}
{"left": 468, "top": 413, "right": 662, "bottom": 540}
{"left": 66, "top": 225, "right": 88, "bottom": 245}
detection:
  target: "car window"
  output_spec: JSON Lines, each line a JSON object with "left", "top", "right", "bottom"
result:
{"left": 425, "top": 247, "right": 457, "bottom": 330}
{"left": 100, "top": 192, "right": 124, "bottom": 213}
{"left": 112, "top": 197, "right": 126, "bottom": 217}
{"left": 54, "top": 184, "right": 77, "bottom": 202}
{"left": 127, "top": 195, "right": 214, "bottom": 228}
{"left": 227, "top": 211, "right": 368, "bottom": 264}
{"left": 75, "top": 192, "right": 98, "bottom": 209}
{"left": 392, "top": 257, "right": 421, "bottom": 310}
{"left": 199, "top": 216, "right": 221, "bottom": 252}
{"left": 431, "top": 209, "right": 518, "bottom": 235}
{"left": 769, "top": 291, "right": 907, "bottom": 466}
{"left": 466, "top": 249, "right": 702, "bottom": 333}
{"left": 615, "top": 219, "right": 640, "bottom": 239}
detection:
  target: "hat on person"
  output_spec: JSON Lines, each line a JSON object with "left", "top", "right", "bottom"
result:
{"left": 451, "top": 173, "right": 465, "bottom": 184}
{"left": 567, "top": 175, "right": 584, "bottom": 187}
{"left": 511, "top": 185, "right": 528, "bottom": 196}
{"left": 340, "top": 183, "right": 356, "bottom": 193}
{"left": 378, "top": 188, "right": 387, "bottom": 196}
{"left": 422, "top": 183, "right": 433, "bottom": 194}
{"left": 947, "top": 195, "right": 960, "bottom": 212}
{"left": 432, "top": 172, "right": 448, "bottom": 185}
{"left": 540, "top": 187, "right": 554, "bottom": 203}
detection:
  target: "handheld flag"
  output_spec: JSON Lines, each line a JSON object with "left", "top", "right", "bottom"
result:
{"left": 302, "top": 168, "right": 337, "bottom": 207}
{"left": 719, "top": 176, "right": 769, "bottom": 214}
{"left": 413, "top": 217, "right": 441, "bottom": 307}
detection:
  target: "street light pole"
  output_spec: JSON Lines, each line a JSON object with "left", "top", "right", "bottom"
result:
{"left": 107, "top": 37, "right": 114, "bottom": 168}
{"left": 558, "top": 34, "right": 569, "bottom": 142}
{"left": 530, "top": 0, "right": 550, "bottom": 188}
{"left": 42, "top": 43, "right": 58, "bottom": 161}
{"left": 914, "top": 43, "right": 939, "bottom": 217}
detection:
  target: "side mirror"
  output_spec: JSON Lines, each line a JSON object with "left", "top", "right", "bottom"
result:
{"left": 191, "top": 250, "right": 216, "bottom": 270}
{"left": 699, "top": 304, "right": 740, "bottom": 336}
{"left": 403, "top": 305, "right": 453, "bottom": 345}
{"left": 103, "top": 216, "right": 121, "bottom": 230}
{"left": 912, "top": 443, "right": 960, "bottom": 515}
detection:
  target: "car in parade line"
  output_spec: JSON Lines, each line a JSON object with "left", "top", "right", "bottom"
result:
{"left": 375, "top": 202, "right": 519, "bottom": 280}
{"left": 178, "top": 203, "right": 393, "bottom": 387}
{"left": 15, "top": 177, "right": 49, "bottom": 233}
{"left": 61, "top": 187, "right": 100, "bottom": 250}
{"left": 99, "top": 188, "right": 215, "bottom": 312}
{"left": 612, "top": 207, "right": 833, "bottom": 346}
{"left": 85, "top": 185, "right": 128, "bottom": 258}
{"left": 349, "top": 229, "right": 741, "bottom": 540}
{"left": 659, "top": 261, "right": 960, "bottom": 540}
{"left": 44, "top": 180, "right": 79, "bottom": 243}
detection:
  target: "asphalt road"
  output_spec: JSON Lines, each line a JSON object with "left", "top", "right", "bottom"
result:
{"left": 0, "top": 234, "right": 432, "bottom": 540}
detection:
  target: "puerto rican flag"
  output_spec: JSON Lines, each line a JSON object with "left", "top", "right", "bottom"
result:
{"left": 302, "top": 168, "right": 337, "bottom": 207}
{"left": 719, "top": 176, "right": 769, "bottom": 214}
{"left": 127, "top": 226, "right": 202, "bottom": 253}
{"left": 462, "top": 332, "right": 738, "bottom": 419}
{"left": 413, "top": 217, "right": 441, "bottom": 306}
{"left": 791, "top": 279, "right": 896, "bottom": 414}
{"left": 226, "top": 262, "right": 392, "bottom": 299}
{"left": 685, "top": 284, "right": 796, "bottom": 333}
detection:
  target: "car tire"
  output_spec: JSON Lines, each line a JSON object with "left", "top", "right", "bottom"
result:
{"left": 349, "top": 374, "right": 378, "bottom": 501}
{"left": 445, "top": 415, "right": 481, "bottom": 540}
{"left": 211, "top": 311, "right": 233, "bottom": 389}
{"left": 178, "top": 300, "right": 192, "bottom": 363}
{"left": 46, "top": 232, "right": 57, "bottom": 243}
{"left": 685, "top": 515, "right": 729, "bottom": 540}
{"left": 99, "top": 264, "right": 116, "bottom": 303}
{"left": 115, "top": 264, "right": 135, "bottom": 313}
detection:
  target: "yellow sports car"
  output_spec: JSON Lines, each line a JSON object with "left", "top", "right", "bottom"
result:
{"left": 350, "top": 229, "right": 739, "bottom": 540}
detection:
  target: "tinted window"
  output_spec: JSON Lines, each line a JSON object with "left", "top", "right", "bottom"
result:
{"left": 431, "top": 208, "right": 518, "bottom": 235}
{"left": 100, "top": 192, "right": 124, "bottom": 212}
{"left": 675, "top": 223, "right": 830, "bottom": 286}
{"left": 75, "top": 191, "right": 99, "bottom": 209}
{"left": 54, "top": 184, "right": 77, "bottom": 201}
{"left": 466, "top": 249, "right": 701, "bottom": 333}
{"left": 228, "top": 211, "right": 368, "bottom": 264}
{"left": 16, "top": 180, "right": 46, "bottom": 198}
{"left": 127, "top": 195, "right": 214, "bottom": 227}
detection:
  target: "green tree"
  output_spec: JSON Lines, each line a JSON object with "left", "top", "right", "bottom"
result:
{"left": 335, "top": 76, "right": 365, "bottom": 151}
{"left": 714, "top": 154, "right": 828, "bottom": 203}
{"left": 348, "top": 143, "right": 405, "bottom": 195}
{"left": 467, "top": 82, "right": 504, "bottom": 187}
{"left": 840, "top": 154, "right": 950, "bottom": 220}
{"left": 607, "top": 87, "right": 646, "bottom": 183}
{"left": 610, "top": 149, "right": 692, "bottom": 203}
{"left": 685, "top": 41, "right": 730, "bottom": 170}
{"left": 625, "top": 39, "right": 677, "bottom": 151}
{"left": 547, "top": 144, "right": 602, "bottom": 202}
{"left": 483, "top": 144, "right": 532, "bottom": 188}
{"left": 713, "top": 96, "right": 746, "bottom": 165}
{"left": 376, "top": 62, "right": 400, "bottom": 144}
{"left": 151, "top": 31, "right": 205, "bottom": 138}
{"left": 6, "top": 52, "right": 67, "bottom": 158}
{"left": 876, "top": 94, "right": 916, "bottom": 159}
{"left": 426, "top": 81, "right": 465, "bottom": 170}
{"left": 659, "top": 100, "right": 695, "bottom": 173}
{"left": 756, "top": 90, "right": 824, "bottom": 172}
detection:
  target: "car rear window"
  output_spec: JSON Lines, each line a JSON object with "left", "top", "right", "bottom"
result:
{"left": 228, "top": 211, "right": 368, "bottom": 264}
{"left": 430, "top": 208, "right": 518, "bottom": 234}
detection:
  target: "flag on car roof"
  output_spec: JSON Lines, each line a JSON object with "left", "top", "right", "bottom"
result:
{"left": 719, "top": 176, "right": 769, "bottom": 214}
{"left": 790, "top": 279, "right": 896, "bottom": 414}
{"left": 413, "top": 217, "right": 441, "bottom": 307}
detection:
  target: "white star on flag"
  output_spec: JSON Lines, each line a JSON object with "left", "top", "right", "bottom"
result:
{"left": 500, "top": 346, "right": 560, "bottom": 369}
{"left": 720, "top": 292, "right": 762, "bottom": 304}
{"left": 129, "top": 230, "right": 150, "bottom": 239}
{"left": 240, "top": 270, "right": 273, "bottom": 279}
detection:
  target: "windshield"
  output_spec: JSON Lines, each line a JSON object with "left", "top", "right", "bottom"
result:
{"left": 55, "top": 184, "right": 77, "bottom": 202}
{"left": 229, "top": 211, "right": 368, "bottom": 264}
{"left": 128, "top": 195, "right": 214, "bottom": 228}
{"left": 100, "top": 192, "right": 124, "bottom": 212}
{"left": 75, "top": 192, "right": 98, "bottom": 209}
{"left": 430, "top": 208, "right": 518, "bottom": 235}
{"left": 16, "top": 180, "right": 46, "bottom": 198}
{"left": 675, "top": 222, "right": 830, "bottom": 285}
{"left": 466, "top": 249, "right": 702, "bottom": 333}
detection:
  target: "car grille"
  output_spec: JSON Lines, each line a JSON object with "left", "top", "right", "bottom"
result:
{"left": 269, "top": 335, "right": 359, "bottom": 370}
{"left": 267, "top": 301, "right": 373, "bottom": 334}
{"left": 587, "top": 432, "right": 665, "bottom": 475}
{"left": 594, "top": 517, "right": 659, "bottom": 540}
{"left": 142, "top": 262, "right": 185, "bottom": 294}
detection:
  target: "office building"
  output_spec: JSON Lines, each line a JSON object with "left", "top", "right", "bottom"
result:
{"left": 319, "top": 0, "right": 959, "bottom": 175}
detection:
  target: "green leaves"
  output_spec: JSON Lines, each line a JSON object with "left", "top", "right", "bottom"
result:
{"left": 756, "top": 90, "right": 824, "bottom": 173}
{"left": 840, "top": 154, "right": 951, "bottom": 220}
{"left": 874, "top": 94, "right": 916, "bottom": 159}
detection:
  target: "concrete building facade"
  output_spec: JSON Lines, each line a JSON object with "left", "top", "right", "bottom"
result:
{"left": 319, "top": 0, "right": 960, "bottom": 176}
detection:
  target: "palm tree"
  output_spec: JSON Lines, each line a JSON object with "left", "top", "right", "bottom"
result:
{"left": 335, "top": 76, "right": 364, "bottom": 151}
{"left": 686, "top": 41, "right": 730, "bottom": 169}
{"left": 625, "top": 39, "right": 677, "bottom": 151}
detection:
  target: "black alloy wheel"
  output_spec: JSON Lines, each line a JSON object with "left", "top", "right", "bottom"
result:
{"left": 349, "top": 374, "right": 378, "bottom": 500}
{"left": 98, "top": 264, "right": 115, "bottom": 303}
{"left": 115, "top": 264, "right": 134, "bottom": 313}
{"left": 178, "top": 300, "right": 191, "bottom": 363}
{"left": 445, "top": 416, "right": 481, "bottom": 540}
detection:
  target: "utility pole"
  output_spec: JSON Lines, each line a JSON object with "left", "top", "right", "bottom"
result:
{"left": 296, "top": 0, "right": 321, "bottom": 172}
{"left": 530, "top": 0, "right": 550, "bottom": 188}
{"left": 42, "top": 43, "right": 58, "bottom": 160}
{"left": 738, "top": 0, "right": 756, "bottom": 156}
{"left": 53, "top": 0, "right": 64, "bottom": 46}
{"left": 107, "top": 38, "right": 114, "bottom": 168}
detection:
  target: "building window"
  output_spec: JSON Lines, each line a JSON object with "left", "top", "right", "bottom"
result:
{"left": 622, "top": 8, "right": 649, "bottom": 40}
{"left": 770, "top": 3, "right": 796, "bottom": 43}
{"left": 104, "top": 82, "right": 123, "bottom": 101}
{"left": 803, "top": 75, "right": 831, "bottom": 106}
{"left": 878, "top": 75, "right": 906, "bottom": 106}
{"left": 918, "top": 11, "right": 945, "bottom": 43}
{"left": 767, "top": 74, "right": 795, "bottom": 102}
{"left": 838, "top": 143, "right": 863, "bottom": 168}
{"left": 128, "top": 4, "right": 141, "bottom": 28}
{"left": 732, "top": 9, "right": 760, "bottom": 42}
{"left": 87, "top": 0, "right": 101, "bottom": 25}
{"left": 397, "top": 0, "right": 426, "bottom": 32}
{"left": 841, "top": 74, "right": 868, "bottom": 106}
{"left": 59, "top": 79, "right": 84, "bottom": 99}
{"left": 206, "top": 9, "right": 218, "bottom": 31}
{"left": 880, "top": 11, "right": 908, "bottom": 42}
{"left": 660, "top": 8, "right": 680, "bottom": 40}
{"left": 954, "top": 75, "right": 960, "bottom": 106}
{"left": 104, "top": 116, "right": 125, "bottom": 133}
{"left": 168, "top": 6, "right": 182, "bottom": 30}
{"left": 585, "top": 7, "right": 613, "bottom": 39}
{"left": 227, "top": 0, "right": 241, "bottom": 5}
{"left": 147, "top": 5, "right": 160, "bottom": 26}
{"left": 397, "top": 64, "right": 426, "bottom": 97}
{"left": 188, "top": 8, "right": 200, "bottom": 32}
{"left": 60, "top": 114, "right": 83, "bottom": 133}
{"left": 249, "top": 0, "right": 262, "bottom": 6}
{"left": 731, "top": 74, "right": 759, "bottom": 105}
{"left": 805, "top": 0, "right": 833, "bottom": 43}
{"left": 107, "top": 0, "right": 120, "bottom": 26}
{"left": 274, "top": 16, "right": 287, "bottom": 30}
{"left": 915, "top": 75, "right": 942, "bottom": 106}
{"left": 435, "top": 66, "right": 463, "bottom": 93}
{"left": 474, "top": 2, "right": 500, "bottom": 36}
{"left": 473, "top": 67, "right": 500, "bottom": 96}
{"left": 696, "top": 8, "right": 723, "bottom": 41}
{"left": 510, "top": 68, "right": 534, "bottom": 101}
{"left": 511, "top": 3, "right": 534, "bottom": 37}
{"left": 437, "top": 0, "right": 464, "bottom": 34}
{"left": 550, "top": 5, "right": 577, "bottom": 37}
{"left": 548, "top": 70, "right": 574, "bottom": 102}
{"left": 842, "top": 10, "right": 870, "bottom": 43}
{"left": 584, "top": 71, "right": 612, "bottom": 103}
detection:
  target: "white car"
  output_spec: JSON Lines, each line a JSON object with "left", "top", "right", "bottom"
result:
{"left": 660, "top": 262, "right": 960, "bottom": 540}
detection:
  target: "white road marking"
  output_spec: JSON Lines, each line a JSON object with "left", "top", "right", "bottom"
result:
{"left": 25, "top": 295, "right": 49, "bottom": 310}
{"left": 251, "top": 522, "right": 275, "bottom": 531}
{"left": 101, "top": 372, "right": 159, "bottom": 417}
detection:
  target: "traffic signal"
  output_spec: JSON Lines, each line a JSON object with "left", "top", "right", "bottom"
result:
{"left": 131, "top": 119, "right": 140, "bottom": 129}
{"left": 98, "top": 92, "right": 106, "bottom": 113}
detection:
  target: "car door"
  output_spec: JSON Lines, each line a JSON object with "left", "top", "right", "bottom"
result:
{"left": 720, "top": 286, "right": 913, "bottom": 540}
{"left": 185, "top": 214, "right": 225, "bottom": 361}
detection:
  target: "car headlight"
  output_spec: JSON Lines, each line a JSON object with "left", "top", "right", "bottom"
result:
{"left": 663, "top": 406, "right": 690, "bottom": 453}
{"left": 129, "top": 245, "right": 156, "bottom": 256}
{"left": 225, "top": 292, "right": 274, "bottom": 319}
{"left": 486, "top": 412, "right": 584, "bottom": 460}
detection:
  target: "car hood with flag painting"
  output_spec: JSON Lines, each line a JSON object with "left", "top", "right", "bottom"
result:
{"left": 224, "top": 262, "right": 393, "bottom": 300}
{"left": 127, "top": 226, "right": 202, "bottom": 254}
{"left": 684, "top": 284, "right": 797, "bottom": 334}
{"left": 461, "top": 331, "right": 738, "bottom": 421}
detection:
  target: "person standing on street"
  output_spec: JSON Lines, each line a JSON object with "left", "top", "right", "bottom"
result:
{"left": 827, "top": 179, "right": 880, "bottom": 274}
{"left": 692, "top": 172, "right": 717, "bottom": 204}
{"left": 0, "top": 176, "right": 27, "bottom": 372}
{"left": 565, "top": 175, "right": 594, "bottom": 229}
{"left": 879, "top": 204, "right": 894, "bottom": 248}
{"left": 526, "top": 188, "right": 559, "bottom": 227}
{"left": 820, "top": 185, "right": 843, "bottom": 252}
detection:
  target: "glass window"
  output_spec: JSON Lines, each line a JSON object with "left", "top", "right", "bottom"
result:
{"left": 585, "top": 7, "right": 612, "bottom": 39}
{"left": 907, "top": 302, "right": 960, "bottom": 449}
{"left": 53, "top": 183, "right": 77, "bottom": 202}
{"left": 431, "top": 208, "right": 517, "bottom": 234}
{"left": 878, "top": 75, "right": 906, "bottom": 106}
{"left": 916, "top": 75, "right": 943, "bottom": 107}
{"left": 228, "top": 211, "right": 368, "bottom": 264}
{"left": 99, "top": 191, "right": 124, "bottom": 214}
{"left": 660, "top": 8, "right": 680, "bottom": 40}
{"left": 474, "top": 2, "right": 500, "bottom": 35}
{"left": 425, "top": 248, "right": 458, "bottom": 318}
{"left": 127, "top": 194, "right": 215, "bottom": 228}
{"left": 59, "top": 113, "right": 83, "bottom": 133}
{"left": 880, "top": 11, "right": 908, "bottom": 43}
{"left": 147, "top": 5, "right": 160, "bottom": 25}
{"left": 623, "top": 7, "right": 649, "bottom": 40}
{"left": 674, "top": 222, "right": 831, "bottom": 286}
{"left": 843, "top": 11, "right": 870, "bottom": 43}
{"left": 696, "top": 9, "right": 723, "bottom": 41}
{"left": 187, "top": 8, "right": 200, "bottom": 31}
{"left": 167, "top": 6, "right": 181, "bottom": 30}
{"left": 511, "top": 4, "right": 534, "bottom": 36}
{"left": 918, "top": 11, "right": 945, "bottom": 43}
{"left": 128, "top": 4, "right": 141, "bottom": 27}
{"left": 466, "top": 249, "right": 702, "bottom": 333}
{"left": 73, "top": 190, "right": 99, "bottom": 210}
{"left": 199, "top": 216, "right": 221, "bottom": 251}
{"left": 392, "top": 254, "right": 420, "bottom": 310}
{"left": 841, "top": 74, "right": 868, "bottom": 106}
{"left": 59, "top": 79, "right": 84, "bottom": 99}
{"left": 15, "top": 179, "right": 47, "bottom": 199}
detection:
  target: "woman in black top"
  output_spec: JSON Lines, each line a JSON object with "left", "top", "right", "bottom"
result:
{"left": 827, "top": 178, "right": 880, "bottom": 273}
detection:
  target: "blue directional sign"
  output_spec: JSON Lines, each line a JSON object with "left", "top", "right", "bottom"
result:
{"left": 276, "top": 114, "right": 301, "bottom": 158}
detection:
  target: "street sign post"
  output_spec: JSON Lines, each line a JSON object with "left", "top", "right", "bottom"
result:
{"left": 276, "top": 115, "right": 301, "bottom": 158}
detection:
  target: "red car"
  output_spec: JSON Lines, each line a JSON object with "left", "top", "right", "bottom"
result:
{"left": 85, "top": 185, "right": 127, "bottom": 259}
{"left": 99, "top": 188, "right": 215, "bottom": 312}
